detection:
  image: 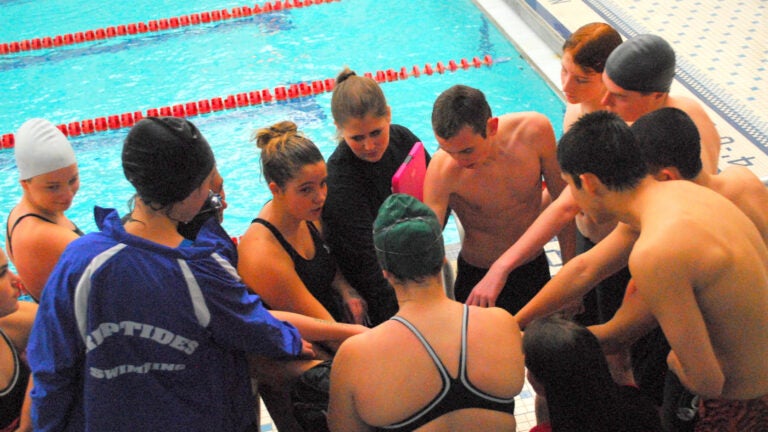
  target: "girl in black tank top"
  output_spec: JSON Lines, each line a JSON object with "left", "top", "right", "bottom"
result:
{"left": 238, "top": 121, "right": 366, "bottom": 326}
{"left": 251, "top": 218, "right": 344, "bottom": 321}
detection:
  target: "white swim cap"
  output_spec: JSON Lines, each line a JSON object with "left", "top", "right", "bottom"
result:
{"left": 15, "top": 118, "right": 76, "bottom": 180}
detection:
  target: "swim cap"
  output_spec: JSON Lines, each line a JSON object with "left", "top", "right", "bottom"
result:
{"left": 605, "top": 34, "right": 675, "bottom": 93}
{"left": 123, "top": 117, "right": 215, "bottom": 207}
{"left": 15, "top": 118, "right": 77, "bottom": 180}
{"left": 373, "top": 194, "right": 444, "bottom": 279}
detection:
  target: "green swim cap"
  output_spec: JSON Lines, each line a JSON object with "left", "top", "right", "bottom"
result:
{"left": 373, "top": 194, "right": 444, "bottom": 280}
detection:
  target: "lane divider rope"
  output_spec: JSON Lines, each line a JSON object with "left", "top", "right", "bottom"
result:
{"left": 1, "top": 55, "right": 504, "bottom": 148}
{"left": 0, "top": 0, "right": 339, "bottom": 55}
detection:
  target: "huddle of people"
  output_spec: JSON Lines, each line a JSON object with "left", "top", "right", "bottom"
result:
{"left": 1, "top": 23, "right": 767, "bottom": 432}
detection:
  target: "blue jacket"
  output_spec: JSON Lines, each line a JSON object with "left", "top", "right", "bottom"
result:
{"left": 28, "top": 208, "right": 302, "bottom": 432}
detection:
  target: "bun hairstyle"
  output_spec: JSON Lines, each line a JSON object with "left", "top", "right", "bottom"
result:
{"left": 253, "top": 121, "right": 324, "bottom": 189}
{"left": 330, "top": 67, "right": 389, "bottom": 129}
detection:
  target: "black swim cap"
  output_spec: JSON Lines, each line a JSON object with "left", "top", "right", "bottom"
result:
{"left": 123, "top": 117, "right": 215, "bottom": 207}
{"left": 605, "top": 34, "right": 676, "bottom": 93}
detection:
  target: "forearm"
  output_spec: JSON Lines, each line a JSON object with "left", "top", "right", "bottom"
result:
{"left": 668, "top": 350, "right": 725, "bottom": 399}
{"left": 556, "top": 218, "right": 577, "bottom": 264}
{"left": 515, "top": 255, "right": 597, "bottom": 328}
{"left": 270, "top": 311, "right": 365, "bottom": 342}
{"left": 590, "top": 287, "right": 658, "bottom": 354}
{"left": 494, "top": 209, "right": 576, "bottom": 278}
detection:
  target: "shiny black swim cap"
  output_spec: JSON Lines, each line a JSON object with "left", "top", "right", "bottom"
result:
{"left": 605, "top": 34, "right": 676, "bottom": 93}
{"left": 123, "top": 117, "right": 215, "bottom": 207}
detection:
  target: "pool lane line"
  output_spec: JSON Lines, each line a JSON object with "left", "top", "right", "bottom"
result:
{"left": 0, "top": 0, "right": 339, "bottom": 56}
{"left": 0, "top": 56, "right": 508, "bottom": 149}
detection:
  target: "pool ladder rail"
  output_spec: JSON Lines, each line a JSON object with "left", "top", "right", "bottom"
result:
{"left": 0, "top": 55, "right": 501, "bottom": 148}
{"left": 0, "top": 0, "right": 340, "bottom": 55}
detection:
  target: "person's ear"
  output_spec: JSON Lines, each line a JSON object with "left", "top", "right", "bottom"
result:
{"left": 268, "top": 181, "right": 281, "bottom": 196}
{"left": 486, "top": 117, "right": 499, "bottom": 137}
{"left": 653, "top": 167, "right": 680, "bottom": 181}
{"left": 382, "top": 269, "right": 395, "bottom": 284}
{"left": 526, "top": 369, "right": 546, "bottom": 397}
{"left": 580, "top": 172, "right": 602, "bottom": 194}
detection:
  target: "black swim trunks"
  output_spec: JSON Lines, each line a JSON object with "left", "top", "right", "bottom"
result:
{"left": 453, "top": 252, "right": 550, "bottom": 315}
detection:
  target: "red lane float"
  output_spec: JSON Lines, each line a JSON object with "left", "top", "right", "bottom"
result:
{"left": 0, "top": 56, "right": 500, "bottom": 146}
{"left": 0, "top": 0, "right": 343, "bottom": 55}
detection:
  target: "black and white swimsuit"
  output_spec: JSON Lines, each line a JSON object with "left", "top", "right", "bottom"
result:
{"left": 381, "top": 305, "right": 516, "bottom": 431}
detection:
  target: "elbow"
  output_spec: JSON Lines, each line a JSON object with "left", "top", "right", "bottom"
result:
{"left": 695, "top": 371, "right": 726, "bottom": 400}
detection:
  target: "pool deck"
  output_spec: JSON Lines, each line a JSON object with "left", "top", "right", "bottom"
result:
{"left": 260, "top": 1, "right": 767, "bottom": 430}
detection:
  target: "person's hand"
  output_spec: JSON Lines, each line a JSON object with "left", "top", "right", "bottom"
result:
{"left": 344, "top": 296, "right": 368, "bottom": 325}
{"left": 466, "top": 266, "right": 506, "bottom": 307}
{"left": 298, "top": 339, "right": 316, "bottom": 359}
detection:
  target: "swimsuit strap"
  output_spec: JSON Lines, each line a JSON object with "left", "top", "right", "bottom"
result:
{"left": 306, "top": 220, "right": 321, "bottom": 237}
{"left": 252, "top": 218, "right": 316, "bottom": 262}
{"left": 388, "top": 314, "right": 452, "bottom": 428}
{"left": 0, "top": 328, "right": 20, "bottom": 396}
{"left": 6, "top": 213, "right": 57, "bottom": 258}
{"left": 455, "top": 305, "right": 515, "bottom": 404}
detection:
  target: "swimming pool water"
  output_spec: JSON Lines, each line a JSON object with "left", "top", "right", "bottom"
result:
{"left": 0, "top": 0, "right": 564, "bottom": 247}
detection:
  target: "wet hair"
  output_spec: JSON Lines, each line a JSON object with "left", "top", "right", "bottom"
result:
{"left": 253, "top": 121, "right": 324, "bottom": 189}
{"left": 524, "top": 316, "right": 650, "bottom": 432}
{"left": 563, "top": 23, "right": 622, "bottom": 73}
{"left": 631, "top": 108, "right": 702, "bottom": 180}
{"left": 431, "top": 85, "right": 492, "bottom": 140}
{"left": 557, "top": 110, "right": 647, "bottom": 191}
{"left": 330, "top": 67, "right": 389, "bottom": 129}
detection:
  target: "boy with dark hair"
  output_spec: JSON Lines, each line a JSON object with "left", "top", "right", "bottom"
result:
{"left": 558, "top": 111, "right": 768, "bottom": 431}
{"left": 424, "top": 85, "right": 575, "bottom": 315}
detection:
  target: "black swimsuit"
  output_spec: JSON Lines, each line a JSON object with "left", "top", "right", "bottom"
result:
{"left": 6, "top": 213, "right": 84, "bottom": 259}
{"left": 0, "top": 328, "right": 30, "bottom": 431}
{"left": 251, "top": 218, "right": 344, "bottom": 322}
{"left": 381, "top": 305, "right": 516, "bottom": 431}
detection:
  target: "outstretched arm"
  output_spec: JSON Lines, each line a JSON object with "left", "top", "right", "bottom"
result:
{"left": 270, "top": 310, "right": 368, "bottom": 351}
{"left": 515, "top": 222, "right": 638, "bottom": 328}
{"left": 466, "top": 188, "right": 581, "bottom": 307}
{"left": 590, "top": 279, "right": 658, "bottom": 354}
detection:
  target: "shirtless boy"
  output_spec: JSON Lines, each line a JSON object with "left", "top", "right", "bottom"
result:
{"left": 423, "top": 85, "right": 573, "bottom": 314}
{"left": 556, "top": 111, "right": 768, "bottom": 430}
{"left": 602, "top": 34, "right": 720, "bottom": 174}
{"left": 472, "top": 35, "right": 723, "bottom": 323}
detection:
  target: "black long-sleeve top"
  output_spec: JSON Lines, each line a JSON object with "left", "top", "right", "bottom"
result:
{"left": 323, "top": 124, "right": 426, "bottom": 325}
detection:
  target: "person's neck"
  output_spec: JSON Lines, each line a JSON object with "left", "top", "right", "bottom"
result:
{"left": 125, "top": 204, "right": 183, "bottom": 247}
{"left": 393, "top": 278, "right": 449, "bottom": 312}
{"left": 691, "top": 171, "right": 713, "bottom": 189}
{"left": 20, "top": 196, "right": 62, "bottom": 221}
{"left": 580, "top": 98, "right": 604, "bottom": 115}
{"left": 610, "top": 176, "right": 658, "bottom": 230}
{"left": 263, "top": 200, "right": 304, "bottom": 237}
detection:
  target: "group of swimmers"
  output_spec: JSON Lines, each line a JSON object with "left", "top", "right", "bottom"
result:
{"left": 1, "top": 21, "right": 767, "bottom": 432}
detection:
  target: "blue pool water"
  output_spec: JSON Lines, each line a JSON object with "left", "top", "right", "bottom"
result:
{"left": 0, "top": 0, "right": 564, "bottom": 247}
